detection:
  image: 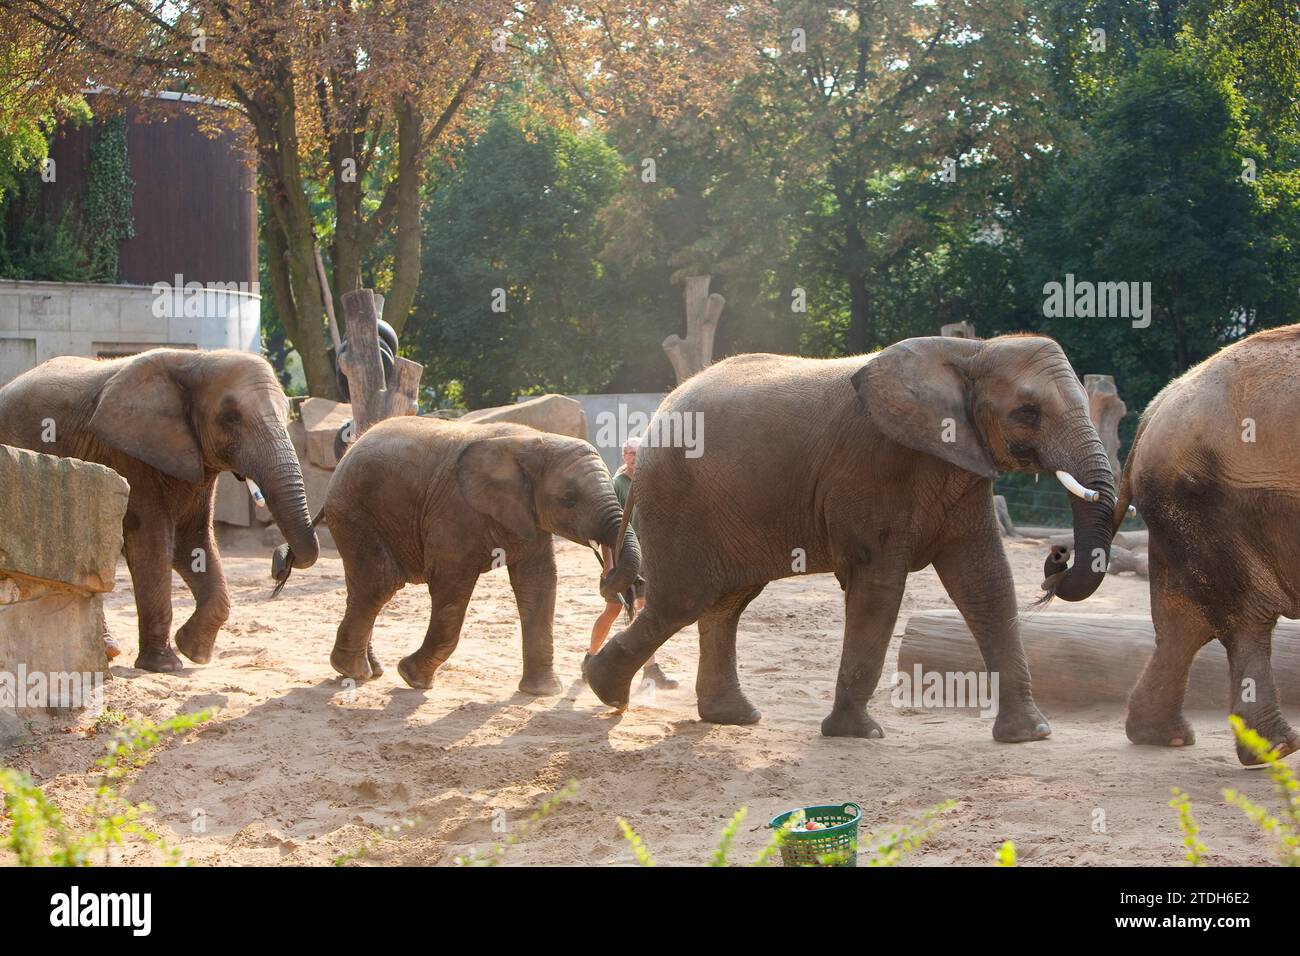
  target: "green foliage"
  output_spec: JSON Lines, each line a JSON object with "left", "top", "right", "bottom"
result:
{"left": 453, "top": 780, "right": 579, "bottom": 866}
{"left": 332, "top": 817, "right": 423, "bottom": 867}
{"left": 617, "top": 816, "right": 657, "bottom": 867}
{"left": 1222, "top": 715, "right": 1300, "bottom": 865}
{"left": 1169, "top": 787, "right": 1208, "bottom": 866}
{"left": 0, "top": 107, "right": 134, "bottom": 284}
{"left": 411, "top": 97, "right": 626, "bottom": 408}
{"left": 83, "top": 115, "right": 135, "bottom": 282}
{"left": 0, "top": 708, "right": 216, "bottom": 866}
{"left": 995, "top": 840, "right": 1018, "bottom": 867}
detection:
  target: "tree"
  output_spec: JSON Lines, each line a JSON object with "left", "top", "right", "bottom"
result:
{"left": 411, "top": 98, "right": 625, "bottom": 408}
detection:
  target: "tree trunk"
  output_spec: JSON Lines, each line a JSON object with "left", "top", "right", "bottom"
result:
{"left": 384, "top": 97, "right": 424, "bottom": 335}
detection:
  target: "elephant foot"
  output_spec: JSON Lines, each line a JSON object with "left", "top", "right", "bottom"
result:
{"left": 330, "top": 646, "right": 375, "bottom": 683}
{"left": 642, "top": 662, "right": 679, "bottom": 690}
{"left": 698, "top": 689, "right": 762, "bottom": 726}
{"left": 174, "top": 622, "right": 217, "bottom": 665}
{"left": 820, "top": 707, "right": 882, "bottom": 739}
{"left": 582, "top": 647, "right": 637, "bottom": 712}
{"left": 518, "top": 669, "right": 563, "bottom": 696}
{"left": 1126, "top": 711, "right": 1195, "bottom": 748}
{"left": 135, "top": 644, "right": 184, "bottom": 674}
{"left": 993, "top": 701, "right": 1052, "bottom": 743}
{"left": 397, "top": 655, "right": 436, "bottom": 690}
{"left": 1231, "top": 717, "right": 1299, "bottom": 767}
{"left": 366, "top": 644, "right": 384, "bottom": 680}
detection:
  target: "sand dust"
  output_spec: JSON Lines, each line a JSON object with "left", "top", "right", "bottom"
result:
{"left": 5, "top": 534, "right": 1285, "bottom": 866}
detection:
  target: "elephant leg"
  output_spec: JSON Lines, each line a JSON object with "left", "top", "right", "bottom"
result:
{"left": 1222, "top": 618, "right": 1299, "bottom": 764}
{"left": 171, "top": 502, "right": 230, "bottom": 665}
{"left": 821, "top": 563, "right": 906, "bottom": 739}
{"left": 1125, "top": 568, "right": 1211, "bottom": 748}
{"left": 397, "top": 575, "right": 477, "bottom": 690}
{"left": 509, "top": 545, "right": 563, "bottom": 696}
{"left": 932, "top": 527, "right": 1051, "bottom": 743}
{"left": 696, "top": 585, "right": 765, "bottom": 726}
{"left": 331, "top": 543, "right": 401, "bottom": 682}
{"left": 584, "top": 599, "right": 702, "bottom": 712}
{"left": 125, "top": 509, "right": 182, "bottom": 673}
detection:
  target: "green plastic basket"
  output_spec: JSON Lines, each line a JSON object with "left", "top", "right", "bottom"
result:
{"left": 768, "top": 802, "right": 861, "bottom": 867}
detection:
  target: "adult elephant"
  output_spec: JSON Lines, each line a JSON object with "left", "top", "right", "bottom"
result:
{"left": 584, "top": 335, "right": 1117, "bottom": 742}
{"left": 1116, "top": 326, "right": 1300, "bottom": 764}
{"left": 0, "top": 349, "right": 318, "bottom": 672}
{"left": 287, "top": 416, "right": 639, "bottom": 695}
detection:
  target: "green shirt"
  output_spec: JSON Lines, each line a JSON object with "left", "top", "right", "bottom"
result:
{"left": 613, "top": 470, "right": 638, "bottom": 537}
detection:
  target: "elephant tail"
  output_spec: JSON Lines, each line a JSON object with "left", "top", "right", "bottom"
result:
{"left": 271, "top": 505, "right": 328, "bottom": 597}
{"left": 1110, "top": 423, "right": 1143, "bottom": 538}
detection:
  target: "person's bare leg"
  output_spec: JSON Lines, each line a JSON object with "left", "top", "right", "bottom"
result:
{"left": 589, "top": 601, "right": 623, "bottom": 655}
{"left": 637, "top": 597, "right": 678, "bottom": 688}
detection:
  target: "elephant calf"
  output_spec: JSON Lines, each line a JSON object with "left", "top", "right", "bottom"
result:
{"left": 0, "top": 349, "right": 319, "bottom": 672}
{"left": 1117, "top": 325, "right": 1300, "bottom": 764}
{"left": 284, "top": 417, "right": 638, "bottom": 694}
{"left": 584, "top": 335, "right": 1118, "bottom": 741}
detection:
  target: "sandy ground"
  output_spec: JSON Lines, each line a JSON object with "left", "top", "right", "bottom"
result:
{"left": 5, "top": 533, "right": 1288, "bottom": 866}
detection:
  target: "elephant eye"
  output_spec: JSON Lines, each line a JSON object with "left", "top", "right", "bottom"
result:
{"left": 1009, "top": 404, "right": 1040, "bottom": 428}
{"left": 218, "top": 408, "right": 241, "bottom": 428}
{"left": 560, "top": 493, "right": 579, "bottom": 508}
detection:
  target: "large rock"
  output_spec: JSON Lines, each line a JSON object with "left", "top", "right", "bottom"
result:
{"left": 0, "top": 444, "right": 128, "bottom": 592}
{"left": 301, "top": 397, "right": 353, "bottom": 469}
{"left": 460, "top": 394, "right": 588, "bottom": 440}
{"left": 0, "top": 444, "right": 126, "bottom": 720}
{"left": 214, "top": 471, "right": 253, "bottom": 527}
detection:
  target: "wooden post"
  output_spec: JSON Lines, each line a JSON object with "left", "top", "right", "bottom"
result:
{"left": 337, "top": 288, "right": 424, "bottom": 438}
{"left": 1084, "top": 374, "right": 1127, "bottom": 475}
{"left": 338, "top": 289, "right": 388, "bottom": 434}
{"left": 940, "top": 321, "right": 977, "bottom": 339}
{"left": 662, "top": 275, "right": 725, "bottom": 385}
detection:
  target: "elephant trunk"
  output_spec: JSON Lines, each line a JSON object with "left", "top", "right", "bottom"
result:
{"left": 242, "top": 426, "right": 319, "bottom": 582}
{"left": 599, "top": 515, "right": 640, "bottom": 602}
{"left": 1043, "top": 413, "right": 1116, "bottom": 602}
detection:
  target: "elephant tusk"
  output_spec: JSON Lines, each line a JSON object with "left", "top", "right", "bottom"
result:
{"left": 588, "top": 539, "right": 601, "bottom": 551}
{"left": 1127, "top": 504, "right": 1136, "bottom": 516}
{"left": 246, "top": 479, "right": 268, "bottom": 509}
{"left": 1055, "top": 470, "right": 1100, "bottom": 503}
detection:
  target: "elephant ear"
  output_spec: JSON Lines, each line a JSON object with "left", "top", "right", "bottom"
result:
{"left": 850, "top": 336, "right": 998, "bottom": 480}
{"left": 88, "top": 352, "right": 205, "bottom": 483}
{"left": 457, "top": 436, "right": 541, "bottom": 542}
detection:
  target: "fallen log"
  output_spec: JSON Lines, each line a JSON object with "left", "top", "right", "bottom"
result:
{"left": 897, "top": 610, "right": 1300, "bottom": 709}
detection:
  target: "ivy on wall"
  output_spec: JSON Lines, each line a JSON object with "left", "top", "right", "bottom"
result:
{"left": 0, "top": 113, "right": 135, "bottom": 283}
{"left": 83, "top": 115, "right": 135, "bottom": 282}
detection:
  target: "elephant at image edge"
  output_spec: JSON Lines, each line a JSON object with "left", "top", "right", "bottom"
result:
{"left": 290, "top": 416, "right": 639, "bottom": 694}
{"left": 0, "top": 349, "right": 319, "bottom": 672}
{"left": 1114, "top": 325, "right": 1300, "bottom": 765}
{"left": 584, "top": 334, "right": 1117, "bottom": 741}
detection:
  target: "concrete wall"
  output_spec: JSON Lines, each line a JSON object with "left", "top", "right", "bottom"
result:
{"left": 556, "top": 393, "right": 667, "bottom": 472}
{"left": 0, "top": 279, "right": 261, "bottom": 387}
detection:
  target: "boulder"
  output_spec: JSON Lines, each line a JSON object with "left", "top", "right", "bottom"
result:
{"left": 0, "top": 444, "right": 126, "bottom": 719}
{"left": 301, "top": 396, "right": 354, "bottom": 469}
{"left": 460, "top": 394, "right": 589, "bottom": 441}
{"left": 0, "top": 444, "right": 127, "bottom": 593}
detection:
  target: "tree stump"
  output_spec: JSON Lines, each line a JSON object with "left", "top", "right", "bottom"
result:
{"left": 662, "top": 275, "right": 725, "bottom": 384}
{"left": 1084, "top": 374, "right": 1127, "bottom": 475}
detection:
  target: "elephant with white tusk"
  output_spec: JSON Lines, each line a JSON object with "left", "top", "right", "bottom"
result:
{"left": 583, "top": 334, "right": 1117, "bottom": 742}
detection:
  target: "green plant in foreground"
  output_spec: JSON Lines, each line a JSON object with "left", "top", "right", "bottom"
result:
{"left": 1222, "top": 716, "right": 1299, "bottom": 866}
{"left": 1169, "top": 788, "right": 1207, "bottom": 866}
{"left": 0, "top": 708, "right": 216, "bottom": 866}
{"left": 454, "top": 780, "right": 579, "bottom": 866}
{"left": 618, "top": 800, "right": 958, "bottom": 867}
{"left": 332, "top": 817, "right": 423, "bottom": 867}
{"left": 995, "top": 840, "right": 1017, "bottom": 867}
